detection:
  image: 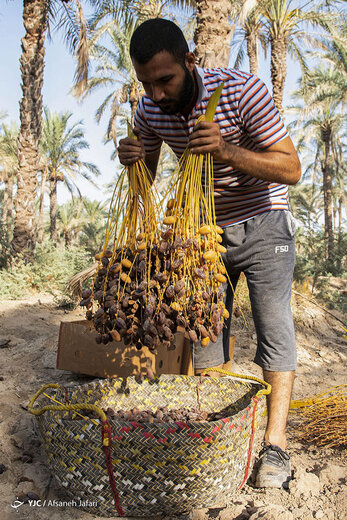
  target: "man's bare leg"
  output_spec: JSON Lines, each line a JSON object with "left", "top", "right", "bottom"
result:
{"left": 263, "top": 370, "right": 295, "bottom": 450}
{"left": 253, "top": 370, "right": 295, "bottom": 488}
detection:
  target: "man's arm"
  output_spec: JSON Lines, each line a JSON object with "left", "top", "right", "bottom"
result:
{"left": 188, "top": 121, "right": 301, "bottom": 185}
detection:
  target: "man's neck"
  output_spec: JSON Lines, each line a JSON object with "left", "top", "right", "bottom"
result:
{"left": 180, "top": 68, "right": 199, "bottom": 120}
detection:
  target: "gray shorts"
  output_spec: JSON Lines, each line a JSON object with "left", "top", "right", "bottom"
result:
{"left": 193, "top": 210, "right": 297, "bottom": 372}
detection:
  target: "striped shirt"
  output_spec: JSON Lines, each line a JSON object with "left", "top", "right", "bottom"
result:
{"left": 134, "top": 67, "right": 289, "bottom": 227}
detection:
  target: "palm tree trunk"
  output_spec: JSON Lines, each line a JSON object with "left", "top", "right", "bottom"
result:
{"left": 12, "top": 0, "right": 47, "bottom": 256}
{"left": 2, "top": 176, "right": 9, "bottom": 229}
{"left": 7, "top": 177, "right": 14, "bottom": 230}
{"left": 338, "top": 197, "right": 342, "bottom": 236}
{"left": 337, "top": 195, "right": 343, "bottom": 271}
{"left": 246, "top": 33, "right": 258, "bottom": 75}
{"left": 64, "top": 231, "right": 72, "bottom": 247}
{"left": 49, "top": 177, "right": 58, "bottom": 244}
{"left": 193, "top": 0, "right": 233, "bottom": 68}
{"left": 322, "top": 136, "right": 334, "bottom": 267}
{"left": 1, "top": 175, "right": 14, "bottom": 238}
{"left": 37, "top": 169, "right": 47, "bottom": 243}
{"left": 333, "top": 201, "right": 336, "bottom": 232}
{"left": 270, "top": 35, "right": 287, "bottom": 115}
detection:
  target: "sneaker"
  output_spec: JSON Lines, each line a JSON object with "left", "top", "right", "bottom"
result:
{"left": 253, "top": 442, "right": 291, "bottom": 489}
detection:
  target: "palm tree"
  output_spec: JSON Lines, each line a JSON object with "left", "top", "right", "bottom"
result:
{"left": 321, "top": 18, "right": 347, "bottom": 72}
{"left": 260, "top": 0, "right": 333, "bottom": 114}
{"left": 12, "top": 0, "right": 102, "bottom": 256}
{"left": 78, "top": 198, "right": 107, "bottom": 255}
{"left": 57, "top": 199, "right": 86, "bottom": 246}
{"left": 40, "top": 108, "right": 101, "bottom": 244}
{"left": 307, "top": 21, "right": 347, "bottom": 107}
{"left": 231, "top": 7, "right": 267, "bottom": 74}
{"left": 290, "top": 65, "right": 345, "bottom": 270}
{"left": 312, "top": 25, "right": 347, "bottom": 269}
{"left": 0, "top": 122, "right": 19, "bottom": 235}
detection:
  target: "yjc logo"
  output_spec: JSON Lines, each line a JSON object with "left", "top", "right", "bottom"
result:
{"left": 28, "top": 500, "right": 43, "bottom": 507}
{"left": 11, "top": 499, "right": 44, "bottom": 509}
{"left": 11, "top": 500, "right": 24, "bottom": 509}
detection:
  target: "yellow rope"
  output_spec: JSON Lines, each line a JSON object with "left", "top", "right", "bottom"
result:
{"left": 42, "top": 393, "right": 100, "bottom": 426}
{"left": 202, "top": 368, "right": 271, "bottom": 399}
{"left": 28, "top": 383, "right": 107, "bottom": 423}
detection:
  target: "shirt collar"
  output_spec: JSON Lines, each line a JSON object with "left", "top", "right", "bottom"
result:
{"left": 194, "top": 66, "right": 208, "bottom": 105}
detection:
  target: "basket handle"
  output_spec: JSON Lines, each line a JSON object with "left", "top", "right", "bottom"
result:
{"left": 28, "top": 384, "right": 124, "bottom": 514}
{"left": 27, "top": 383, "right": 107, "bottom": 422}
{"left": 201, "top": 368, "right": 271, "bottom": 398}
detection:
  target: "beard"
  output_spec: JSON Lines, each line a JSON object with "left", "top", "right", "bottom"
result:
{"left": 155, "top": 66, "right": 195, "bottom": 115}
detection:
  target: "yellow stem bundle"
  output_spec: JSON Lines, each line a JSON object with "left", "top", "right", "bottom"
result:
{"left": 295, "top": 385, "right": 347, "bottom": 454}
{"left": 82, "top": 84, "right": 232, "bottom": 350}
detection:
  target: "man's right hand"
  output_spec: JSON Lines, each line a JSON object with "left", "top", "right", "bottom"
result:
{"left": 117, "top": 128, "right": 145, "bottom": 165}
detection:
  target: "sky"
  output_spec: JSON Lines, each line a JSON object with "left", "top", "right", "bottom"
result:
{"left": 0, "top": 0, "right": 302, "bottom": 206}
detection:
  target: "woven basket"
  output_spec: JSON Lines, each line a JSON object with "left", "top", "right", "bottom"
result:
{"left": 28, "top": 373, "right": 269, "bottom": 517}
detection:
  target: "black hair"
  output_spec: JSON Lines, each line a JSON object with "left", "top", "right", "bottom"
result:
{"left": 130, "top": 18, "right": 189, "bottom": 66}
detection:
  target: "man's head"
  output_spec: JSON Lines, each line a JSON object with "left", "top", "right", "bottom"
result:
{"left": 130, "top": 19, "right": 196, "bottom": 115}
{"left": 130, "top": 18, "right": 189, "bottom": 67}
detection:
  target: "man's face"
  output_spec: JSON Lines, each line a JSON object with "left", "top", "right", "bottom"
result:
{"left": 132, "top": 51, "right": 196, "bottom": 115}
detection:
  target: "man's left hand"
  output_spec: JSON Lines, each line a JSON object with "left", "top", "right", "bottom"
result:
{"left": 188, "top": 121, "right": 227, "bottom": 162}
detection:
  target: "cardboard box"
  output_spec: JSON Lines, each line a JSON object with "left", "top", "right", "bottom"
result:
{"left": 56, "top": 321, "right": 235, "bottom": 379}
{"left": 57, "top": 320, "right": 192, "bottom": 378}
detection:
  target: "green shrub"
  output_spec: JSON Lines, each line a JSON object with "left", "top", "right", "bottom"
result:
{"left": 0, "top": 243, "right": 93, "bottom": 300}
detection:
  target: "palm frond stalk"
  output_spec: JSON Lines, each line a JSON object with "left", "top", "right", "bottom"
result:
{"left": 68, "top": 262, "right": 98, "bottom": 299}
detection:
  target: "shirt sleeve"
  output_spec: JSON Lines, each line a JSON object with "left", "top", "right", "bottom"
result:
{"left": 238, "top": 75, "right": 288, "bottom": 148}
{"left": 133, "top": 97, "right": 163, "bottom": 154}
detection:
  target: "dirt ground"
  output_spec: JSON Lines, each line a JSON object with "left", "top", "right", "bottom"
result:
{"left": 0, "top": 288, "right": 346, "bottom": 520}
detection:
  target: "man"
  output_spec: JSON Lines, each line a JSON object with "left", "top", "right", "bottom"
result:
{"left": 118, "top": 18, "right": 301, "bottom": 489}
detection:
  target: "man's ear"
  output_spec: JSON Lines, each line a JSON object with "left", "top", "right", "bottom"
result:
{"left": 185, "top": 52, "right": 196, "bottom": 72}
